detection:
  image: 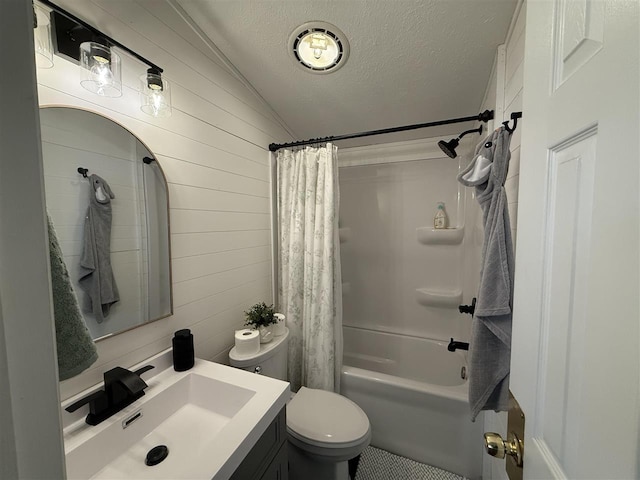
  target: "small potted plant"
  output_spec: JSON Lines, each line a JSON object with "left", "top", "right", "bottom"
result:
{"left": 244, "top": 302, "right": 277, "bottom": 343}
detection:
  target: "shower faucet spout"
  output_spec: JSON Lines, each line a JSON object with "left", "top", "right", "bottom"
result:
{"left": 448, "top": 338, "right": 469, "bottom": 352}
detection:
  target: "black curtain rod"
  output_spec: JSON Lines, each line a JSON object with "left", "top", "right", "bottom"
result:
{"left": 268, "top": 110, "right": 495, "bottom": 152}
{"left": 38, "top": 0, "right": 163, "bottom": 73}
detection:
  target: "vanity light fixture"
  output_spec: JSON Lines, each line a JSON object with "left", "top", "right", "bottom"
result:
{"left": 41, "top": 0, "right": 171, "bottom": 116}
{"left": 289, "top": 22, "right": 350, "bottom": 74}
{"left": 80, "top": 40, "right": 122, "bottom": 98}
{"left": 140, "top": 68, "right": 172, "bottom": 118}
{"left": 33, "top": 4, "right": 53, "bottom": 68}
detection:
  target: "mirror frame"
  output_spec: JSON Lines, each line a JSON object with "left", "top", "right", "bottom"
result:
{"left": 40, "top": 105, "right": 174, "bottom": 341}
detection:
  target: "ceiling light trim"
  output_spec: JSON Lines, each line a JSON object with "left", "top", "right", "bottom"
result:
{"left": 288, "top": 21, "right": 350, "bottom": 74}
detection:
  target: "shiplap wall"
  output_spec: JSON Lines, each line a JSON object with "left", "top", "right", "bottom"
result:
{"left": 480, "top": 2, "right": 525, "bottom": 480}
{"left": 36, "top": 0, "right": 292, "bottom": 400}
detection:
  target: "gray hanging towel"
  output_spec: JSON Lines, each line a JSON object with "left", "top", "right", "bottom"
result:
{"left": 79, "top": 174, "right": 119, "bottom": 323}
{"left": 48, "top": 215, "right": 98, "bottom": 380}
{"left": 458, "top": 126, "right": 514, "bottom": 421}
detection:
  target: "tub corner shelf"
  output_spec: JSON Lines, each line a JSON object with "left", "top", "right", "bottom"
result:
{"left": 416, "top": 288, "right": 463, "bottom": 308}
{"left": 416, "top": 226, "right": 464, "bottom": 245}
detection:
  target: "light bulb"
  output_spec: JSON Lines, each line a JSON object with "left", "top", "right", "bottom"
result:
{"left": 140, "top": 70, "right": 172, "bottom": 117}
{"left": 313, "top": 48, "right": 323, "bottom": 59}
{"left": 80, "top": 42, "right": 122, "bottom": 97}
{"left": 89, "top": 62, "right": 114, "bottom": 95}
{"left": 151, "top": 91, "right": 165, "bottom": 116}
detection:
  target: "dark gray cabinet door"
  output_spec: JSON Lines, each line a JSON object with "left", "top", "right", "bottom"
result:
{"left": 231, "top": 407, "right": 287, "bottom": 480}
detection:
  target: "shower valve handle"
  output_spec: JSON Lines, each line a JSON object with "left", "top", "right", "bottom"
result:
{"left": 459, "top": 297, "right": 476, "bottom": 317}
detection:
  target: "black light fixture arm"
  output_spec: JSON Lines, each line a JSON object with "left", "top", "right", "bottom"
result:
{"left": 38, "top": 0, "right": 163, "bottom": 73}
{"left": 268, "top": 110, "right": 494, "bottom": 152}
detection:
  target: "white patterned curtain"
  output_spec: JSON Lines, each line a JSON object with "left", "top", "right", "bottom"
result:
{"left": 277, "top": 143, "right": 342, "bottom": 393}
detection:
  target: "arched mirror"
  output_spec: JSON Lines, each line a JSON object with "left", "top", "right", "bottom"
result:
{"left": 40, "top": 107, "right": 172, "bottom": 340}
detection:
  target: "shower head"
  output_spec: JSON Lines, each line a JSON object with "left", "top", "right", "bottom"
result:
{"left": 438, "top": 125, "right": 484, "bottom": 159}
{"left": 438, "top": 138, "right": 459, "bottom": 158}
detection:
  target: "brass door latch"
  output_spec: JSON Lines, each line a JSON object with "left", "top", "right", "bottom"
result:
{"left": 483, "top": 391, "right": 525, "bottom": 480}
{"left": 484, "top": 431, "right": 523, "bottom": 466}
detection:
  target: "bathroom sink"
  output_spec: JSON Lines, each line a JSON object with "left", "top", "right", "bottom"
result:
{"left": 63, "top": 357, "right": 289, "bottom": 479}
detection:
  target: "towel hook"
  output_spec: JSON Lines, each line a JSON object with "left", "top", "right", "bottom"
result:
{"left": 77, "top": 167, "right": 89, "bottom": 178}
{"left": 502, "top": 112, "right": 523, "bottom": 134}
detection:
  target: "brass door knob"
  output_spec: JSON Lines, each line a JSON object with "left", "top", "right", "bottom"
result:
{"left": 484, "top": 431, "right": 523, "bottom": 466}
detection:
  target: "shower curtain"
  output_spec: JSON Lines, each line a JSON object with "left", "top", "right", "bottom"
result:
{"left": 277, "top": 143, "right": 343, "bottom": 393}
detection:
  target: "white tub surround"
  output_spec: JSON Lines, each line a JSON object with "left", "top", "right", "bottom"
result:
{"left": 339, "top": 143, "right": 480, "bottom": 348}
{"left": 415, "top": 288, "right": 464, "bottom": 309}
{"left": 338, "top": 138, "right": 482, "bottom": 479}
{"left": 343, "top": 327, "right": 466, "bottom": 386}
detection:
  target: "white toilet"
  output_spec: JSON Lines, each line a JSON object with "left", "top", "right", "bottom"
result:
{"left": 229, "top": 328, "right": 371, "bottom": 480}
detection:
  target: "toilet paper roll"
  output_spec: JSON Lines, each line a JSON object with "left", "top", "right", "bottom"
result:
{"left": 234, "top": 329, "right": 260, "bottom": 356}
{"left": 273, "top": 313, "right": 286, "bottom": 336}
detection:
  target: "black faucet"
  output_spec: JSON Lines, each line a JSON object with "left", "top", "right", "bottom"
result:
{"left": 448, "top": 338, "right": 469, "bottom": 352}
{"left": 65, "top": 365, "right": 154, "bottom": 425}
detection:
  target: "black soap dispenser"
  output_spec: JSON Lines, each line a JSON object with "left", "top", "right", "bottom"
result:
{"left": 172, "top": 329, "right": 194, "bottom": 371}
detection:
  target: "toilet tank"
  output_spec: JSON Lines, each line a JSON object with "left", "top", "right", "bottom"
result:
{"left": 229, "top": 328, "right": 289, "bottom": 381}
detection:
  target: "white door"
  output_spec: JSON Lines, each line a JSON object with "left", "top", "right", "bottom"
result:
{"left": 511, "top": 0, "right": 639, "bottom": 479}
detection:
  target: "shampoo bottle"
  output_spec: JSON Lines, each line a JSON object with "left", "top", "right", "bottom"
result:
{"left": 434, "top": 202, "right": 449, "bottom": 229}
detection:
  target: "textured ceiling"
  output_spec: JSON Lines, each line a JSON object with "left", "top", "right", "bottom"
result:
{"left": 178, "top": 0, "right": 517, "bottom": 147}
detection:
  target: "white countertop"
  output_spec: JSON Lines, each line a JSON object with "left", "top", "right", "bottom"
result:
{"left": 62, "top": 356, "right": 290, "bottom": 479}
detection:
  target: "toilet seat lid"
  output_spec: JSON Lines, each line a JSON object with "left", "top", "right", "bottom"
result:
{"left": 287, "top": 387, "right": 370, "bottom": 445}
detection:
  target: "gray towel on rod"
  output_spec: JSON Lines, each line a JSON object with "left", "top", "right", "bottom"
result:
{"left": 458, "top": 127, "right": 514, "bottom": 421}
{"left": 48, "top": 215, "right": 98, "bottom": 381}
{"left": 78, "top": 174, "right": 119, "bottom": 323}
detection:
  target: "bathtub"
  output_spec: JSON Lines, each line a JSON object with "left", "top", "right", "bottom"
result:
{"left": 340, "top": 327, "right": 483, "bottom": 480}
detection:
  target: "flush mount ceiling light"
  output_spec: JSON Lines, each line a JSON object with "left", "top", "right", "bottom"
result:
{"left": 288, "top": 22, "right": 350, "bottom": 74}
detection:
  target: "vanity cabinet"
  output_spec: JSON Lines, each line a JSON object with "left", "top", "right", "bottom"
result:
{"left": 231, "top": 406, "right": 288, "bottom": 480}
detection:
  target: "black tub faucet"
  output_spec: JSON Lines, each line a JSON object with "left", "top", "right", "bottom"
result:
{"left": 65, "top": 365, "right": 154, "bottom": 426}
{"left": 448, "top": 338, "right": 469, "bottom": 352}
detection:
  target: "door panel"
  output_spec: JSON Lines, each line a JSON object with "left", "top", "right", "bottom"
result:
{"left": 554, "top": 0, "right": 604, "bottom": 88}
{"left": 512, "top": 0, "right": 639, "bottom": 478}
{"left": 540, "top": 130, "right": 596, "bottom": 477}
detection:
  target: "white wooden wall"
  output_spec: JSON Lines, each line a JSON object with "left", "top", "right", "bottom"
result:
{"left": 36, "top": 0, "right": 292, "bottom": 400}
{"left": 479, "top": 2, "right": 525, "bottom": 479}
